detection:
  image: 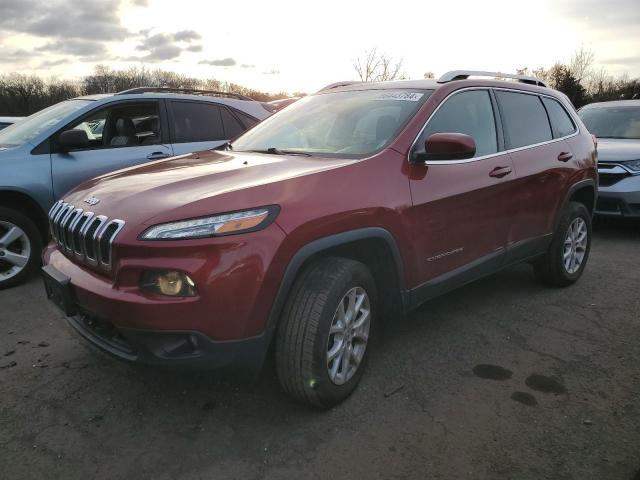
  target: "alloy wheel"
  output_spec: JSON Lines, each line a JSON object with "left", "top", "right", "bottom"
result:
{"left": 0, "top": 221, "right": 31, "bottom": 281}
{"left": 326, "top": 286, "right": 371, "bottom": 385}
{"left": 563, "top": 217, "right": 588, "bottom": 274}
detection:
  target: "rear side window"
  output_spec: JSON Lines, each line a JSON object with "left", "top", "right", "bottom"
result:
{"left": 542, "top": 97, "right": 576, "bottom": 138}
{"left": 496, "top": 91, "right": 552, "bottom": 149}
{"left": 233, "top": 110, "right": 259, "bottom": 129}
{"left": 419, "top": 89, "right": 497, "bottom": 157}
{"left": 220, "top": 108, "right": 245, "bottom": 139}
{"left": 170, "top": 101, "right": 224, "bottom": 143}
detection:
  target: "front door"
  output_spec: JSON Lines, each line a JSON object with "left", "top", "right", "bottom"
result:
{"left": 50, "top": 100, "right": 173, "bottom": 198}
{"left": 405, "top": 89, "right": 515, "bottom": 299}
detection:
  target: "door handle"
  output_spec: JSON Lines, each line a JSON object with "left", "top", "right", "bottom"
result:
{"left": 147, "top": 152, "right": 171, "bottom": 160}
{"left": 557, "top": 152, "right": 573, "bottom": 162}
{"left": 489, "top": 166, "right": 512, "bottom": 178}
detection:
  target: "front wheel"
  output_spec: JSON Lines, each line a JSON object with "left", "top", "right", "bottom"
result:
{"left": 0, "top": 207, "right": 43, "bottom": 290}
{"left": 275, "top": 257, "right": 377, "bottom": 409}
{"left": 534, "top": 201, "right": 592, "bottom": 287}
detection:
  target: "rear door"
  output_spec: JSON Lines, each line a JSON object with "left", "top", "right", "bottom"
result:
{"left": 167, "top": 101, "right": 247, "bottom": 155}
{"left": 50, "top": 100, "right": 172, "bottom": 198}
{"left": 406, "top": 88, "right": 515, "bottom": 292}
{"left": 495, "top": 90, "right": 576, "bottom": 257}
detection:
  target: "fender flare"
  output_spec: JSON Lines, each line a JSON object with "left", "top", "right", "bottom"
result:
{"left": 555, "top": 178, "right": 597, "bottom": 229}
{"left": 263, "top": 226, "right": 406, "bottom": 338}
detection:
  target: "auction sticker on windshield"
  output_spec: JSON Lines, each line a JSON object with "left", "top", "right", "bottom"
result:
{"left": 372, "top": 92, "right": 424, "bottom": 101}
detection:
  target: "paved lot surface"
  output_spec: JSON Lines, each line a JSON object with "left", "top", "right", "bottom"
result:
{"left": 1, "top": 219, "right": 639, "bottom": 480}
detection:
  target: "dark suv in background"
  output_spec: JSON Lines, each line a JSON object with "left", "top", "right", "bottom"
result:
{"left": 42, "top": 71, "right": 597, "bottom": 408}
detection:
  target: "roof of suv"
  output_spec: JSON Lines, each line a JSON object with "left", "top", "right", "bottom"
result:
{"left": 74, "top": 89, "right": 272, "bottom": 119}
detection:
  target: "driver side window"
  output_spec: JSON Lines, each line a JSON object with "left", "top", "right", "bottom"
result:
{"left": 59, "top": 102, "right": 161, "bottom": 152}
{"left": 419, "top": 90, "right": 498, "bottom": 158}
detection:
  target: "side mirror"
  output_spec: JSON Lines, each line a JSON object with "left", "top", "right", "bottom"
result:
{"left": 58, "top": 129, "right": 90, "bottom": 151}
{"left": 411, "top": 132, "right": 476, "bottom": 162}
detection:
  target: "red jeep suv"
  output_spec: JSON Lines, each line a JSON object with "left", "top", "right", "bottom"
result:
{"left": 42, "top": 71, "right": 597, "bottom": 408}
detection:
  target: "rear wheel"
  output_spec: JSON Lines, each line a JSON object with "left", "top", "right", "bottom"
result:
{"left": 0, "top": 207, "right": 42, "bottom": 290}
{"left": 534, "top": 201, "right": 591, "bottom": 287}
{"left": 275, "top": 257, "right": 376, "bottom": 409}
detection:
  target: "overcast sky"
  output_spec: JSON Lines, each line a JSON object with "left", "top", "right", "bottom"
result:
{"left": 0, "top": 0, "right": 638, "bottom": 93}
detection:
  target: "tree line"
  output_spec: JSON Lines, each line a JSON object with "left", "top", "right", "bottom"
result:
{"left": 0, "top": 65, "right": 300, "bottom": 116}
{"left": 2, "top": 50, "right": 639, "bottom": 116}
{"left": 354, "top": 48, "right": 639, "bottom": 109}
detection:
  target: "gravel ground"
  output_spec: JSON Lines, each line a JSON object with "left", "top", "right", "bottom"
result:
{"left": 1, "top": 219, "right": 639, "bottom": 480}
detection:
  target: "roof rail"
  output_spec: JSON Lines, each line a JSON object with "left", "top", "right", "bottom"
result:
{"left": 437, "top": 70, "right": 547, "bottom": 88}
{"left": 317, "top": 81, "right": 363, "bottom": 92}
{"left": 115, "top": 87, "right": 253, "bottom": 100}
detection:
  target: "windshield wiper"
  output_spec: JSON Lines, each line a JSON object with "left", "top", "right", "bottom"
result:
{"left": 245, "top": 147, "right": 312, "bottom": 157}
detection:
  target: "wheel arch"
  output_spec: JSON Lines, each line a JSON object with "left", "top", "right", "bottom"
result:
{"left": 265, "top": 227, "right": 407, "bottom": 338}
{"left": 0, "top": 189, "right": 49, "bottom": 243}
{"left": 555, "top": 179, "right": 597, "bottom": 229}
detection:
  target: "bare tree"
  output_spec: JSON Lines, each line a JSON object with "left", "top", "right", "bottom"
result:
{"left": 568, "top": 47, "right": 595, "bottom": 84}
{"left": 353, "top": 48, "right": 406, "bottom": 82}
{"left": 423, "top": 72, "right": 435, "bottom": 79}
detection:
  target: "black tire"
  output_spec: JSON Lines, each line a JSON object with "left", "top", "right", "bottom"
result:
{"left": 0, "top": 207, "right": 43, "bottom": 290}
{"left": 275, "top": 257, "right": 377, "bottom": 409}
{"left": 534, "top": 201, "right": 592, "bottom": 287}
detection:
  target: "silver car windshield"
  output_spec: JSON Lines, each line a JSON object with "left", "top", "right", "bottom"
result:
{"left": 0, "top": 99, "right": 91, "bottom": 147}
{"left": 579, "top": 106, "right": 640, "bottom": 140}
{"left": 232, "top": 89, "right": 433, "bottom": 158}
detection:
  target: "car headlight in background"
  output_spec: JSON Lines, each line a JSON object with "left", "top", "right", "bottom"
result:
{"left": 140, "top": 206, "right": 279, "bottom": 240}
{"left": 623, "top": 159, "right": 640, "bottom": 172}
{"left": 141, "top": 270, "right": 197, "bottom": 296}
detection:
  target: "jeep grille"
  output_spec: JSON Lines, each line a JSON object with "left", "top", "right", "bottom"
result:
{"left": 47, "top": 200, "right": 125, "bottom": 270}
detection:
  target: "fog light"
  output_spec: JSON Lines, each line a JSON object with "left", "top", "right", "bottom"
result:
{"left": 141, "top": 270, "right": 197, "bottom": 297}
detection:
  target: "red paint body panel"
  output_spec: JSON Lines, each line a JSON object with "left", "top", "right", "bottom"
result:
{"left": 43, "top": 79, "right": 597, "bottom": 358}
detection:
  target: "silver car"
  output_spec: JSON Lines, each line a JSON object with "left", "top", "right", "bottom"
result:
{"left": 0, "top": 116, "right": 23, "bottom": 130}
{"left": 578, "top": 100, "right": 640, "bottom": 217}
{"left": 0, "top": 87, "right": 273, "bottom": 289}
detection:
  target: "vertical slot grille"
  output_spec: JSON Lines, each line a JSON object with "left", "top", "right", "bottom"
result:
{"left": 47, "top": 200, "right": 124, "bottom": 271}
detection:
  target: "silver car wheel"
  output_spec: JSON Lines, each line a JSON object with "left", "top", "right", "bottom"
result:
{"left": 0, "top": 221, "right": 31, "bottom": 281}
{"left": 563, "top": 217, "right": 588, "bottom": 274}
{"left": 326, "top": 286, "right": 371, "bottom": 386}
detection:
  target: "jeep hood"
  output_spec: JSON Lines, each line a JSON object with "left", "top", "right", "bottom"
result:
{"left": 596, "top": 138, "right": 640, "bottom": 162}
{"left": 63, "top": 149, "right": 357, "bottom": 225}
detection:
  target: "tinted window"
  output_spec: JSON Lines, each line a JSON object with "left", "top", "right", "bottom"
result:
{"left": 419, "top": 90, "right": 497, "bottom": 157}
{"left": 60, "top": 102, "right": 160, "bottom": 151}
{"left": 542, "top": 97, "right": 576, "bottom": 138}
{"left": 579, "top": 106, "right": 640, "bottom": 139}
{"left": 220, "top": 108, "right": 245, "bottom": 139}
{"left": 0, "top": 123, "right": 9, "bottom": 130}
{"left": 496, "top": 91, "right": 552, "bottom": 148}
{"left": 171, "top": 102, "right": 224, "bottom": 143}
{"left": 234, "top": 110, "right": 259, "bottom": 129}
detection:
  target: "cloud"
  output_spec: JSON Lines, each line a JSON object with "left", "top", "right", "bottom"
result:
{"left": 262, "top": 69, "right": 280, "bottom": 75}
{"left": 0, "top": 48, "right": 30, "bottom": 63}
{"left": 0, "top": 0, "right": 128, "bottom": 41}
{"left": 132, "top": 30, "right": 202, "bottom": 62}
{"left": 36, "top": 40, "right": 105, "bottom": 58}
{"left": 174, "top": 30, "right": 201, "bottom": 42}
{"left": 132, "top": 0, "right": 148, "bottom": 5}
{"left": 240, "top": 64, "right": 256, "bottom": 68}
{"left": 199, "top": 58, "right": 237, "bottom": 67}
{"left": 553, "top": 0, "right": 640, "bottom": 34}
{"left": 600, "top": 55, "right": 640, "bottom": 66}
{"left": 38, "top": 58, "right": 69, "bottom": 68}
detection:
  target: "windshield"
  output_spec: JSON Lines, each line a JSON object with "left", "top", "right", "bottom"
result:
{"left": 579, "top": 106, "right": 640, "bottom": 139}
{"left": 0, "top": 99, "right": 91, "bottom": 147}
{"left": 232, "top": 89, "right": 432, "bottom": 157}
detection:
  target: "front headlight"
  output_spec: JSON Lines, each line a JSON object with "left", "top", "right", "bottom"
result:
{"left": 623, "top": 159, "right": 640, "bottom": 172}
{"left": 140, "top": 206, "right": 279, "bottom": 240}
